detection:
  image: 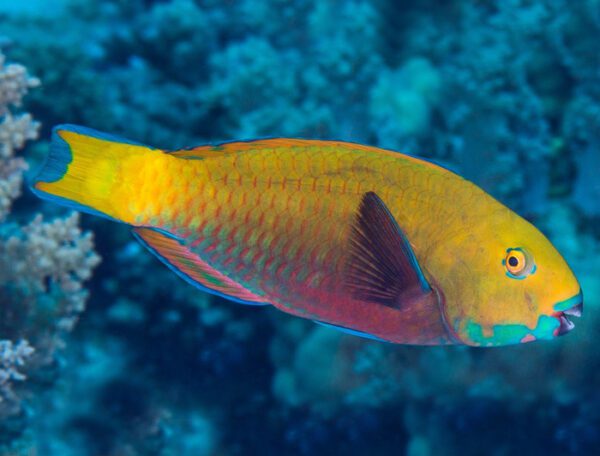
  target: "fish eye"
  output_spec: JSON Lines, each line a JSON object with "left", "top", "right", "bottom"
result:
{"left": 503, "top": 248, "right": 536, "bottom": 279}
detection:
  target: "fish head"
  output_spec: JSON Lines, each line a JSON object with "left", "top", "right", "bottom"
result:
{"left": 437, "top": 206, "right": 582, "bottom": 347}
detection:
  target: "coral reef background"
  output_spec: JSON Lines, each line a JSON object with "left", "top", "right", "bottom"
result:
{"left": 0, "top": 0, "right": 599, "bottom": 455}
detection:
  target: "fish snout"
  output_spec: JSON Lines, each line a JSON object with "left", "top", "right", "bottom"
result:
{"left": 564, "top": 302, "right": 583, "bottom": 318}
{"left": 553, "top": 292, "right": 583, "bottom": 337}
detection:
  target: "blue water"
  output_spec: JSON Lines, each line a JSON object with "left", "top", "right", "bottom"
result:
{"left": 0, "top": 1, "right": 599, "bottom": 454}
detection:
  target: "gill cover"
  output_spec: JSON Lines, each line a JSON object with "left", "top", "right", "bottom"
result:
{"left": 328, "top": 192, "right": 455, "bottom": 344}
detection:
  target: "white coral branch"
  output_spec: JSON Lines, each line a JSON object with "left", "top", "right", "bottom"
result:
{"left": 0, "top": 112, "right": 40, "bottom": 159}
{"left": 0, "top": 53, "right": 40, "bottom": 115}
{"left": 0, "top": 50, "right": 40, "bottom": 219}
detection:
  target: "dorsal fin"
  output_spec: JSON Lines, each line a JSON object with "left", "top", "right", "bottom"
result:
{"left": 168, "top": 139, "right": 451, "bottom": 174}
{"left": 132, "top": 228, "right": 268, "bottom": 305}
{"left": 345, "top": 192, "right": 431, "bottom": 308}
{"left": 168, "top": 139, "right": 319, "bottom": 160}
{"left": 169, "top": 138, "right": 400, "bottom": 160}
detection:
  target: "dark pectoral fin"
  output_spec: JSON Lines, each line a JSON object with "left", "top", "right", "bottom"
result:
{"left": 132, "top": 228, "right": 268, "bottom": 305}
{"left": 346, "top": 192, "right": 432, "bottom": 309}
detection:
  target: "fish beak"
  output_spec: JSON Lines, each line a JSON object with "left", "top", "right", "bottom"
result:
{"left": 564, "top": 302, "right": 583, "bottom": 318}
{"left": 553, "top": 292, "right": 584, "bottom": 337}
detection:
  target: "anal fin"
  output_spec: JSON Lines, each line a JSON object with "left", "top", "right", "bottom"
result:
{"left": 313, "top": 320, "right": 389, "bottom": 342}
{"left": 132, "top": 228, "right": 268, "bottom": 305}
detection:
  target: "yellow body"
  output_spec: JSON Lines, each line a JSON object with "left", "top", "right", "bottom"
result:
{"left": 35, "top": 128, "right": 583, "bottom": 346}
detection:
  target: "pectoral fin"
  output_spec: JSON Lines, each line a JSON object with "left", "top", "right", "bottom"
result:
{"left": 345, "top": 191, "right": 432, "bottom": 309}
{"left": 132, "top": 228, "right": 268, "bottom": 305}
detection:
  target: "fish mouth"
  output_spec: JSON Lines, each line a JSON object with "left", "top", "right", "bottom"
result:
{"left": 553, "top": 292, "right": 584, "bottom": 337}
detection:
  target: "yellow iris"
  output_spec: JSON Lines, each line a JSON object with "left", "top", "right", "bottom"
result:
{"left": 505, "top": 248, "right": 535, "bottom": 279}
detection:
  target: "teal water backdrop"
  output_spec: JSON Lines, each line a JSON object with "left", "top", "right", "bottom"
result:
{"left": 0, "top": 1, "right": 599, "bottom": 454}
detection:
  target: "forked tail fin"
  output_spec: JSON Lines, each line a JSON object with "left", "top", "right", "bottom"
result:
{"left": 31, "top": 124, "right": 158, "bottom": 223}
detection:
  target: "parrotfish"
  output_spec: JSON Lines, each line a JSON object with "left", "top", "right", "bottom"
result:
{"left": 32, "top": 125, "right": 583, "bottom": 346}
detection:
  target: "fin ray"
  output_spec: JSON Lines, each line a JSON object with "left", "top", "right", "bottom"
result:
{"left": 168, "top": 139, "right": 321, "bottom": 160}
{"left": 132, "top": 228, "right": 269, "bottom": 306}
{"left": 168, "top": 138, "right": 452, "bottom": 174}
{"left": 345, "top": 192, "right": 431, "bottom": 309}
{"left": 31, "top": 124, "right": 155, "bottom": 223}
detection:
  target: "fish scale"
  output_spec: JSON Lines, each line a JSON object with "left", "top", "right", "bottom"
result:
{"left": 187, "top": 150, "right": 451, "bottom": 326}
{"left": 33, "top": 125, "right": 583, "bottom": 346}
{"left": 177, "top": 152, "right": 424, "bottom": 303}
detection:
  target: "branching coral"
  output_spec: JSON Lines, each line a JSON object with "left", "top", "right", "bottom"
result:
{"left": 0, "top": 49, "right": 100, "bottom": 426}
{"left": 0, "top": 53, "right": 39, "bottom": 113}
{"left": 0, "top": 52, "right": 38, "bottom": 220}
{"left": 0, "top": 213, "right": 100, "bottom": 346}
{"left": 0, "top": 340, "right": 33, "bottom": 409}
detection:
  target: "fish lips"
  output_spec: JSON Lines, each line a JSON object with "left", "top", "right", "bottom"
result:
{"left": 554, "top": 301, "right": 583, "bottom": 337}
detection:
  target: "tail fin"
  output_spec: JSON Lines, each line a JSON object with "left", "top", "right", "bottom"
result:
{"left": 31, "top": 124, "right": 157, "bottom": 223}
